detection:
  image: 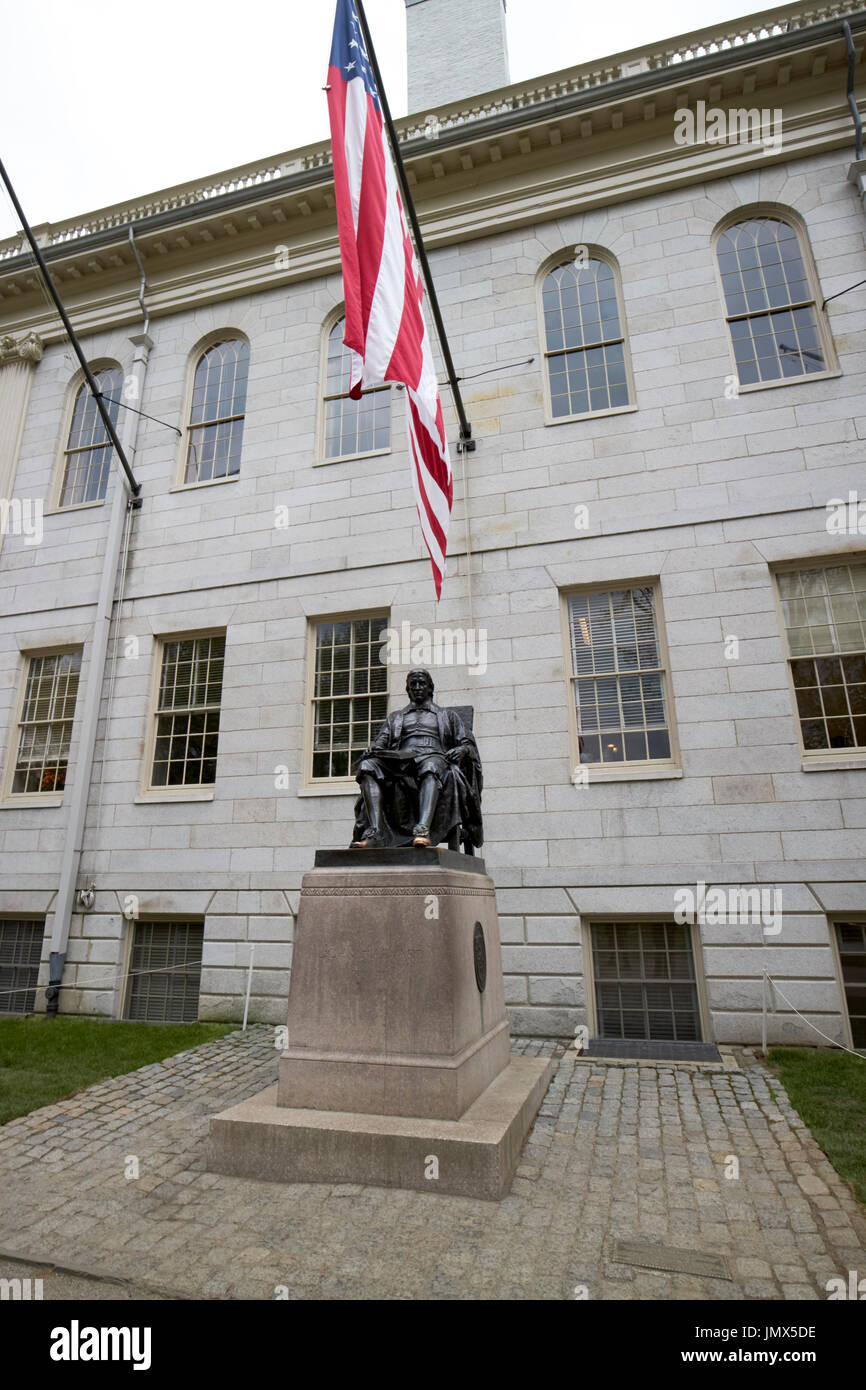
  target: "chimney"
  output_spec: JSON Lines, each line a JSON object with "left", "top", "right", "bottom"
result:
{"left": 405, "top": 0, "right": 510, "bottom": 113}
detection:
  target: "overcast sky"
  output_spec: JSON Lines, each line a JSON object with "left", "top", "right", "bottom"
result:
{"left": 0, "top": 0, "right": 770, "bottom": 241}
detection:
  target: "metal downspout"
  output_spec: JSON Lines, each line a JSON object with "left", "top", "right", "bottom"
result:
{"left": 46, "top": 327, "right": 152, "bottom": 1013}
{"left": 844, "top": 21, "right": 866, "bottom": 210}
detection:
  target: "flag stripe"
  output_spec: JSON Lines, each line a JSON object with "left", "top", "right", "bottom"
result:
{"left": 327, "top": 0, "right": 453, "bottom": 598}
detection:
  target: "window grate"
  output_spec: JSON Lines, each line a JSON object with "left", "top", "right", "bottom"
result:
{"left": 0, "top": 920, "right": 44, "bottom": 1014}
{"left": 835, "top": 921, "right": 866, "bottom": 1048}
{"left": 125, "top": 922, "right": 204, "bottom": 1023}
{"left": 592, "top": 921, "right": 702, "bottom": 1042}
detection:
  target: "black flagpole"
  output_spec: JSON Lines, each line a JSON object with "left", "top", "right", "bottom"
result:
{"left": 0, "top": 155, "right": 141, "bottom": 496}
{"left": 353, "top": 0, "right": 475, "bottom": 451}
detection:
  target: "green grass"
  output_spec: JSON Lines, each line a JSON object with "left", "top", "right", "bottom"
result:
{"left": 768, "top": 1047, "right": 866, "bottom": 1207}
{"left": 0, "top": 1016, "right": 237, "bottom": 1126}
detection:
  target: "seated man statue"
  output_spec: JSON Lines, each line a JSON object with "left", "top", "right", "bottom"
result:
{"left": 351, "top": 668, "right": 483, "bottom": 851}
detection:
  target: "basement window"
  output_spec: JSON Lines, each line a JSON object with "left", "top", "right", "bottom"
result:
{"left": 835, "top": 922, "right": 866, "bottom": 1049}
{"left": 125, "top": 921, "right": 204, "bottom": 1023}
{"left": 0, "top": 920, "right": 44, "bottom": 1014}
{"left": 591, "top": 921, "right": 702, "bottom": 1042}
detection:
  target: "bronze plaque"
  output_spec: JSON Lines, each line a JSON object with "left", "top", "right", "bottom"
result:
{"left": 473, "top": 921, "right": 487, "bottom": 993}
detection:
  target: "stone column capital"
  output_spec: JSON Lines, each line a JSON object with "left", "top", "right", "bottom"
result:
{"left": 0, "top": 331, "right": 44, "bottom": 366}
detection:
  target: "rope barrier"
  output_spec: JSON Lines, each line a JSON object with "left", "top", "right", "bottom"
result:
{"left": 762, "top": 970, "right": 865, "bottom": 1059}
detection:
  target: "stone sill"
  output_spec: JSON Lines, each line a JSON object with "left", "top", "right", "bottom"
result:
{"left": 169, "top": 476, "right": 240, "bottom": 494}
{"left": 571, "top": 766, "right": 683, "bottom": 785}
{"left": 297, "top": 783, "right": 358, "bottom": 797}
{"left": 737, "top": 369, "right": 842, "bottom": 395}
{"left": 546, "top": 404, "right": 638, "bottom": 427}
{"left": 313, "top": 447, "right": 392, "bottom": 468}
{"left": 0, "top": 795, "right": 63, "bottom": 809}
{"left": 43, "top": 500, "right": 105, "bottom": 517}
{"left": 134, "top": 790, "right": 215, "bottom": 803}
{"left": 800, "top": 758, "right": 866, "bottom": 773}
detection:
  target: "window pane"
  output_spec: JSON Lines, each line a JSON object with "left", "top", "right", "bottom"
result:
{"left": 60, "top": 368, "right": 123, "bottom": 507}
{"left": 13, "top": 652, "right": 82, "bottom": 794}
{"left": 719, "top": 219, "right": 825, "bottom": 384}
{"left": 568, "top": 588, "right": 670, "bottom": 765}
{"left": 324, "top": 317, "right": 391, "bottom": 458}
{"left": 186, "top": 341, "right": 248, "bottom": 483}
{"left": 311, "top": 614, "right": 389, "bottom": 778}
{"left": 779, "top": 565, "right": 866, "bottom": 754}
{"left": 153, "top": 636, "right": 225, "bottom": 786}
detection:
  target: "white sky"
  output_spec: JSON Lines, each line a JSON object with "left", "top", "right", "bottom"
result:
{"left": 0, "top": 0, "right": 771, "bottom": 241}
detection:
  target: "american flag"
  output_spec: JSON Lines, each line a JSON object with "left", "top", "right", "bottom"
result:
{"left": 327, "top": 0, "right": 453, "bottom": 599}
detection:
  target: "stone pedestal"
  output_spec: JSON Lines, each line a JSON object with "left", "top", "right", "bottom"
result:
{"left": 207, "top": 849, "right": 554, "bottom": 1199}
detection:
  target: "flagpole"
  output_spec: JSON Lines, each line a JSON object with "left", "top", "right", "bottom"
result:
{"left": 353, "top": 0, "right": 474, "bottom": 454}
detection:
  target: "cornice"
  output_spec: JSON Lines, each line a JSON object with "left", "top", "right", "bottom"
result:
{"left": 0, "top": 9, "right": 864, "bottom": 341}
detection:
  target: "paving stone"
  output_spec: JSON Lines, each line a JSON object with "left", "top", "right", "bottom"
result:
{"left": 0, "top": 1028, "right": 863, "bottom": 1300}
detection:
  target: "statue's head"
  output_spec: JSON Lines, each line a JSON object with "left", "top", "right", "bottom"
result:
{"left": 406, "top": 669, "right": 434, "bottom": 702}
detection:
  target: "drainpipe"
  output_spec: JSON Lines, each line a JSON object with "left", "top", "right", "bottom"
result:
{"left": 46, "top": 329, "right": 152, "bottom": 1013}
{"left": 844, "top": 21, "right": 866, "bottom": 211}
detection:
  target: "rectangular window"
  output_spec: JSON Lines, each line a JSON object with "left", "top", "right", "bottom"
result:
{"left": 592, "top": 922, "right": 702, "bottom": 1041}
{"left": 0, "top": 920, "right": 44, "bottom": 1014}
{"left": 776, "top": 562, "right": 866, "bottom": 758}
{"left": 310, "top": 615, "right": 389, "bottom": 780}
{"left": 125, "top": 921, "right": 204, "bottom": 1022}
{"left": 151, "top": 634, "right": 225, "bottom": 788}
{"left": 566, "top": 586, "right": 674, "bottom": 768}
{"left": 835, "top": 922, "right": 866, "bottom": 1048}
{"left": 11, "top": 651, "right": 82, "bottom": 795}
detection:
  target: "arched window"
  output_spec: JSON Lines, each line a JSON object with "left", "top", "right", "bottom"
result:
{"left": 323, "top": 318, "right": 390, "bottom": 459}
{"left": 716, "top": 216, "right": 828, "bottom": 386}
{"left": 60, "top": 366, "right": 123, "bottom": 507}
{"left": 541, "top": 256, "right": 632, "bottom": 420}
{"left": 184, "top": 338, "right": 249, "bottom": 484}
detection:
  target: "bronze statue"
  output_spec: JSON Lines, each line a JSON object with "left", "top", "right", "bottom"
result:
{"left": 351, "top": 669, "right": 483, "bottom": 852}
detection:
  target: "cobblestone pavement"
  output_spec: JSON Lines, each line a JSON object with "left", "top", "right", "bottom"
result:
{"left": 0, "top": 1027, "right": 863, "bottom": 1300}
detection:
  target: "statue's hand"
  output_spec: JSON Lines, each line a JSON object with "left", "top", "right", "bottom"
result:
{"left": 445, "top": 743, "right": 468, "bottom": 763}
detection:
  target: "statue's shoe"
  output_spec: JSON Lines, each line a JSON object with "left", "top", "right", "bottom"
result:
{"left": 412, "top": 826, "right": 431, "bottom": 846}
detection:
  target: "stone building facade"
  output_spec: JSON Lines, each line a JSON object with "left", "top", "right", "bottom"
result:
{"left": 0, "top": 0, "right": 864, "bottom": 1047}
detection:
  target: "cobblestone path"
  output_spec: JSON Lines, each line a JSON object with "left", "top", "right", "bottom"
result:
{"left": 0, "top": 1028, "right": 863, "bottom": 1300}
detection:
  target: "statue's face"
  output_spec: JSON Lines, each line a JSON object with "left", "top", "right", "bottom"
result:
{"left": 407, "top": 671, "right": 433, "bottom": 703}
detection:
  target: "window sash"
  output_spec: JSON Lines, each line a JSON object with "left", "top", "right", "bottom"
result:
{"left": 60, "top": 369, "right": 122, "bottom": 506}
{"left": 151, "top": 637, "right": 225, "bottom": 788}
{"left": 567, "top": 588, "right": 672, "bottom": 767}
{"left": 12, "top": 653, "right": 81, "bottom": 794}
{"left": 777, "top": 564, "right": 866, "bottom": 756}
{"left": 309, "top": 616, "right": 389, "bottom": 780}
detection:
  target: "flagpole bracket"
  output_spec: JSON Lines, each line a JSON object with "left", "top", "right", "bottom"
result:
{"left": 457, "top": 433, "right": 476, "bottom": 454}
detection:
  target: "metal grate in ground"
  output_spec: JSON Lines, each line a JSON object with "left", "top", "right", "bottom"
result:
{"left": 583, "top": 1038, "right": 722, "bottom": 1062}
